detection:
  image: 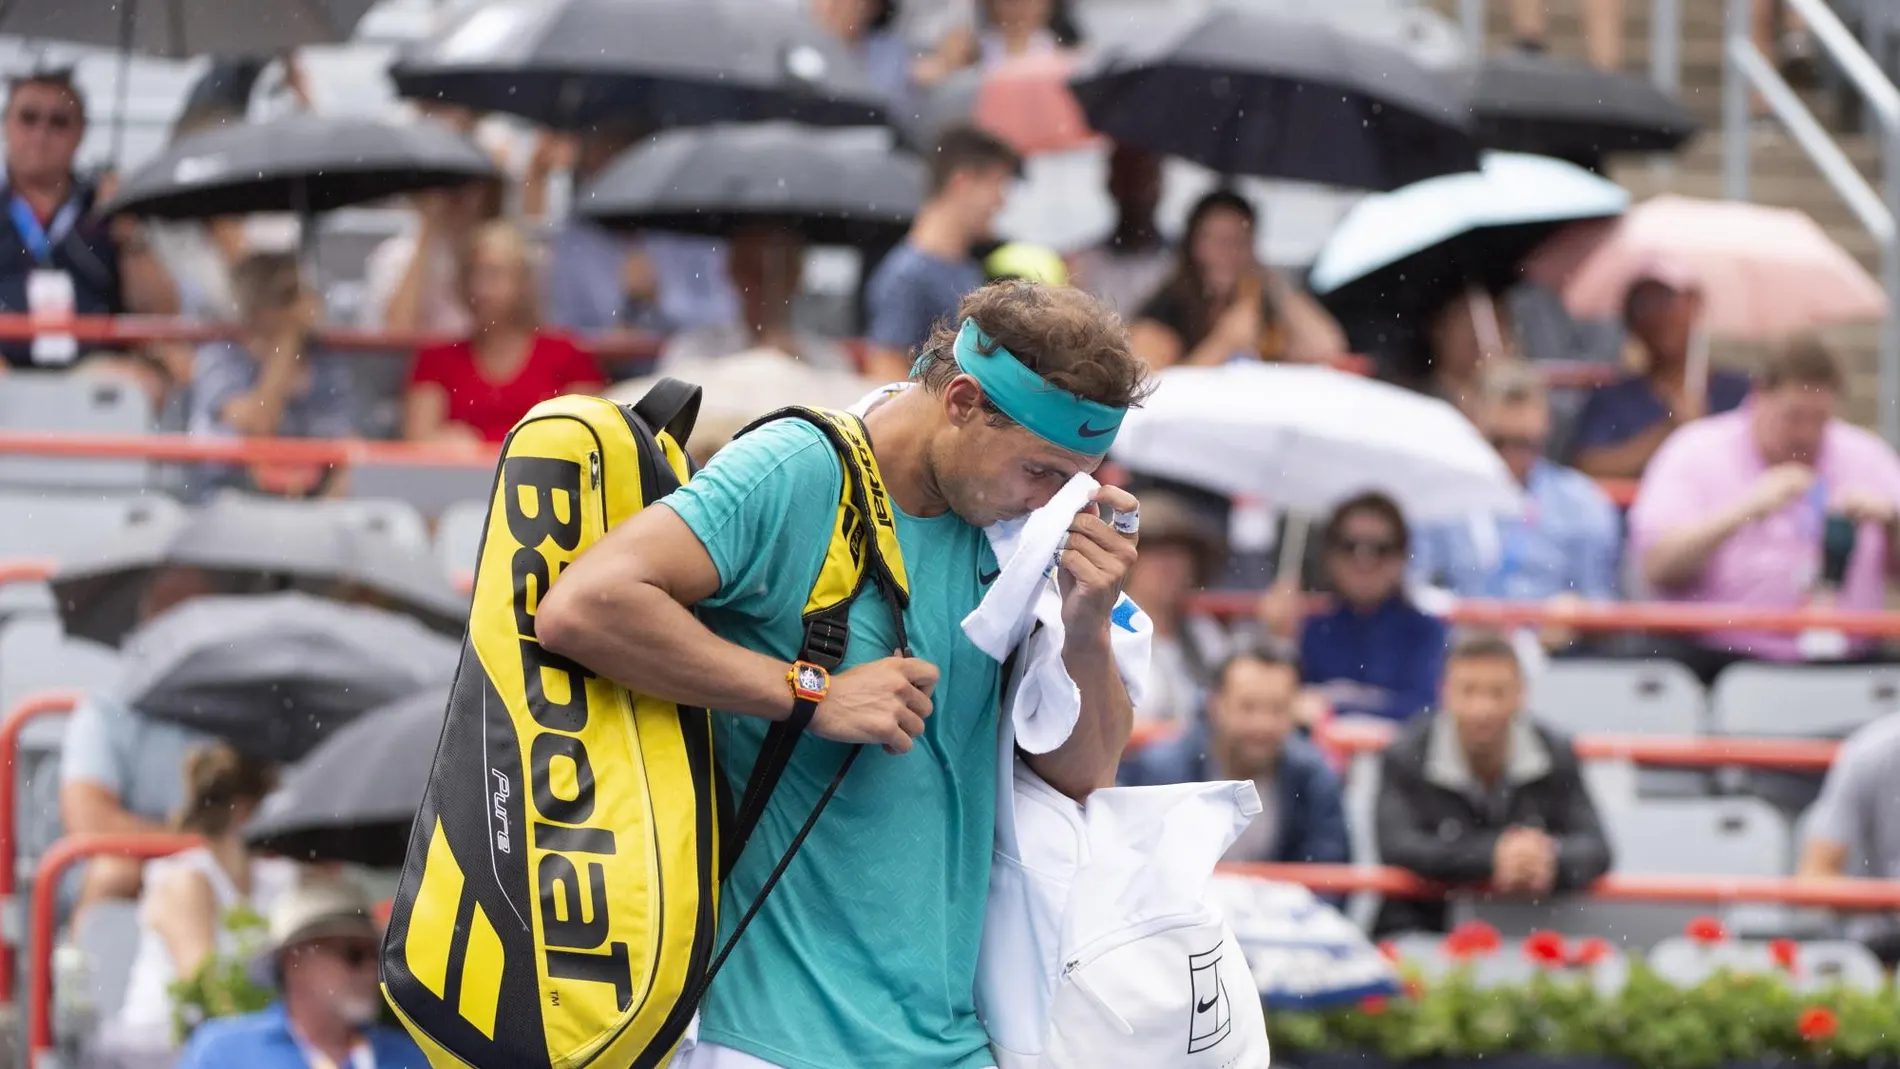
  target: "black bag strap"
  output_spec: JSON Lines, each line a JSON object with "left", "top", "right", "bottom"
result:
{"left": 632, "top": 378, "right": 703, "bottom": 448}
{"left": 681, "top": 407, "right": 911, "bottom": 1015}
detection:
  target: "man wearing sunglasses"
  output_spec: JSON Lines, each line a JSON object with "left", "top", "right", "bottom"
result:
{"left": 0, "top": 71, "right": 176, "bottom": 369}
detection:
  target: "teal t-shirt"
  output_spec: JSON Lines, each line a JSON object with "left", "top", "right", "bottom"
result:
{"left": 659, "top": 418, "right": 1001, "bottom": 1069}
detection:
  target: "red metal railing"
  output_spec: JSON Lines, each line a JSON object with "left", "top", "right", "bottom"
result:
{"left": 1217, "top": 862, "right": 1900, "bottom": 910}
{"left": 27, "top": 833, "right": 200, "bottom": 1068}
{"left": 0, "top": 313, "right": 665, "bottom": 362}
{"left": 0, "top": 691, "right": 81, "bottom": 1005}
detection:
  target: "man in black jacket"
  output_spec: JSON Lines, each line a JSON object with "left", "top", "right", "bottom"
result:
{"left": 1373, "top": 631, "right": 1613, "bottom": 934}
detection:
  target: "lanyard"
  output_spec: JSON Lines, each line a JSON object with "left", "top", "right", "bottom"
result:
{"left": 8, "top": 193, "right": 79, "bottom": 265}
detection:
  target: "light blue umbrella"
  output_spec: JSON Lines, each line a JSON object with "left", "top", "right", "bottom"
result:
{"left": 1309, "top": 152, "right": 1628, "bottom": 328}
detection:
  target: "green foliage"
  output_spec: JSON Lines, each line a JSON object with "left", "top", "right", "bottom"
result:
{"left": 167, "top": 903, "right": 274, "bottom": 1044}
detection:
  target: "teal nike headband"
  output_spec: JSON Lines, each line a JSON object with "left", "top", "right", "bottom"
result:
{"left": 951, "top": 317, "right": 1125, "bottom": 455}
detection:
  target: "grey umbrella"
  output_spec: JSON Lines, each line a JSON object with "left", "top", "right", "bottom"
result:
{"left": 389, "top": 0, "right": 887, "bottom": 132}
{"left": 577, "top": 122, "right": 923, "bottom": 247}
{"left": 244, "top": 685, "right": 448, "bottom": 867}
{"left": 52, "top": 492, "right": 467, "bottom": 648}
{"left": 116, "top": 592, "right": 459, "bottom": 763}
{"left": 98, "top": 114, "right": 501, "bottom": 221}
{"left": 0, "top": 0, "right": 374, "bottom": 58}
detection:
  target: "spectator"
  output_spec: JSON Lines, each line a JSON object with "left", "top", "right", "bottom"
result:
{"left": 1400, "top": 290, "right": 1519, "bottom": 417}
{"left": 1570, "top": 273, "right": 1751, "bottom": 480}
{"left": 0, "top": 69, "right": 177, "bottom": 369}
{"left": 1067, "top": 143, "right": 1172, "bottom": 317}
{"left": 811, "top": 0, "right": 918, "bottom": 120}
{"left": 1123, "top": 494, "right": 1232, "bottom": 726}
{"left": 1121, "top": 645, "right": 1350, "bottom": 867}
{"left": 659, "top": 224, "right": 851, "bottom": 371}
{"left": 113, "top": 745, "right": 299, "bottom": 1049}
{"left": 544, "top": 125, "right": 741, "bottom": 346}
{"left": 861, "top": 125, "right": 1019, "bottom": 380}
{"left": 1414, "top": 361, "right": 1622, "bottom": 603}
{"left": 1129, "top": 189, "right": 1345, "bottom": 370}
{"left": 363, "top": 177, "right": 501, "bottom": 335}
{"left": 1631, "top": 337, "right": 1900, "bottom": 675}
{"left": 1796, "top": 711, "right": 1900, "bottom": 959}
{"left": 1259, "top": 492, "right": 1448, "bottom": 723}
{"left": 188, "top": 252, "right": 355, "bottom": 499}
{"left": 914, "top": 0, "right": 1083, "bottom": 86}
{"left": 1507, "top": 279, "right": 1624, "bottom": 367}
{"left": 1373, "top": 631, "right": 1613, "bottom": 935}
{"left": 59, "top": 565, "right": 225, "bottom": 915}
{"left": 175, "top": 879, "right": 426, "bottom": 1069}
{"left": 404, "top": 221, "right": 605, "bottom": 444}
{"left": 1508, "top": 0, "right": 1624, "bottom": 71}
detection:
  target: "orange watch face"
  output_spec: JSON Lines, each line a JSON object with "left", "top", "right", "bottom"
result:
{"left": 790, "top": 662, "right": 829, "bottom": 701}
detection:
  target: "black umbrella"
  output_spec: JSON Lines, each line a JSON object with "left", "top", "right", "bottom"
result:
{"left": 118, "top": 592, "right": 460, "bottom": 763}
{"left": 244, "top": 686, "right": 448, "bottom": 867}
{"left": 1472, "top": 51, "right": 1700, "bottom": 169}
{"left": 390, "top": 0, "right": 887, "bottom": 133}
{"left": 0, "top": 0, "right": 373, "bottom": 58}
{"left": 51, "top": 492, "right": 467, "bottom": 647}
{"left": 1068, "top": 7, "right": 1479, "bottom": 191}
{"left": 577, "top": 122, "right": 923, "bottom": 247}
{"left": 99, "top": 114, "right": 500, "bottom": 221}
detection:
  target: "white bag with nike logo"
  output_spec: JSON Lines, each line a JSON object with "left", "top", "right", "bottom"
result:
{"left": 975, "top": 632, "right": 1270, "bottom": 1069}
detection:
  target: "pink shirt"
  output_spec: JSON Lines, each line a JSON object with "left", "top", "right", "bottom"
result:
{"left": 1628, "top": 408, "right": 1900, "bottom": 660}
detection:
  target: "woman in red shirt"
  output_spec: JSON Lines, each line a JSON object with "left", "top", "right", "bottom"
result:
{"left": 402, "top": 220, "right": 604, "bottom": 443}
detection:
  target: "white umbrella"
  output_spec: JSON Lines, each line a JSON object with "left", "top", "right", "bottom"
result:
{"left": 610, "top": 348, "right": 878, "bottom": 459}
{"left": 1112, "top": 363, "right": 1521, "bottom": 524}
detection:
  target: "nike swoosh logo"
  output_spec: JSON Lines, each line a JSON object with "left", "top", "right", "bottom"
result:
{"left": 1077, "top": 421, "right": 1115, "bottom": 438}
{"left": 1196, "top": 996, "right": 1219, "bottom": 1013}
{"left": 978, "top": 567, "right": 1000, "bottom": 586}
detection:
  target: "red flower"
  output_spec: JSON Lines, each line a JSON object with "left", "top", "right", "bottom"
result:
{"left": 1522, "top": 930, "right": 1568, "bottom": 968}
{"left": 1569, "top": 936, "right": 1612, "bottom": 968}
{"left": 1797, "top": 1007, "right": 1839, "bottom": 1043}
{"left": 1684, "top": 915, "right": 1729, "bottom": 945}
{"left": 1770, "top": 938, "right": 1801, "bottom": 973}
{"left": 1402, "top": 978, "right": 1425, "bottom": 1000}
{"left": 1360, "top": 995, "right": 1389, "bottom": 1016}
{"left": 1444, "top": 920, "right": 1503, "bottom": 959}
{"left": 1377, "top": 940, "right": 1401, "bottom": 963}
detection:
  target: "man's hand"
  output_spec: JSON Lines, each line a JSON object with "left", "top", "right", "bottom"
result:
{"left": 810, "top": 656, "right": 939, "bottom": 755}
{"left": 1058, "top": 486, "right": 1140, "bottom": 641}
{"left": 1834, "top": 489, "right": 1899, "bottom": 529}
{"left": 1493, "top": 826, "right": 1557, "bottom": 894}
{"left": 1741, "top": 463, "right": 1816, "bottom": 523}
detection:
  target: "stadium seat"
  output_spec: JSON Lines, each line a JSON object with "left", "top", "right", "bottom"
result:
{"left": 1648, "top": 937, "right": 1884, "bottom": 992}
{"left": 350, "top": 464, "right": 496, "bottom": 521}
{"left": 1709, "top": 663, "right": 1900, "bottom": 739}
{"left": 1530, "top": 658, "right": 1709, "bottom": 798}
{"left": 0, "top": 375, "right": 155, "bottom": 491}
{"left": 334, "top": 498, "right": 431, "bottom": 554}
{"left": 0, "top": 491, "right": 181, "bottom": 563}
{"left": 434, "top": 499, "right": 489, "bottom": 577}
{"left": 72, "top": 898, "right": 142, "bottom": 1026}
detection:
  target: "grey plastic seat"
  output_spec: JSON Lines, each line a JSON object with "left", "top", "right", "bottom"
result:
{"left": 73, "top": 899, "right": 142, "bottom": 1026}
{"left": 434, "top": 498, "right": 490, "bottom": 578}
{"left": 0, "top": 492, "right": 182, "bottom": 562}
{"left": 0, "top": 376, "right": 155, "bottom": 491}
{"left": 334, "top": 498, "right": 431, "bottom": 554}
{"left": 1529, "top": 659, "right": 1708, "bottom": 798}
{"left": 1648, "top": 937, "right": 1884, "bottom": 992}
{"left": 1710, "top": 663, "right": 1900, "bottom": 739}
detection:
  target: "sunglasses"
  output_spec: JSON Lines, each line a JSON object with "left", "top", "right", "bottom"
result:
{"left": 311, "top": 941, "right": 379, "bottom": 970}
{"left": 1488, "top": 434, "right": 1543, "bottom": 454}
{"left": 11, "top": 107, "right": 76, "bottom": 132}
{"left": 1330, "top": 537, "right": 1401, "bottom": 562}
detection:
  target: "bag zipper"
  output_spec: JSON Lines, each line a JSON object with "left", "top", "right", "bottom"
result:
{"left": 1056, "top": 907, "right": 1218, "bottom": 1037}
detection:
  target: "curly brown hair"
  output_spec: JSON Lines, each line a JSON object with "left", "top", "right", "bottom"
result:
{"left": 913, "top": 280, "right": 1154, "bottom": 413}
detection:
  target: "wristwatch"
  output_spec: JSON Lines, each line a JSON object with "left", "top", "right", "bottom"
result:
{"left": 786, "top": 660, "right": 830, "bottom": 728}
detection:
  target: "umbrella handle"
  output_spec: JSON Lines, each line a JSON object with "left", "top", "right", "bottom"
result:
{"left": 1466, "top": 287, "right": 1507, "bottom": 364}
{"left": 1277, "top": 511, "right": 1311, "bottom": 586}
{"left": 1683, "top": 318, "right": 1711, "bottom": 412}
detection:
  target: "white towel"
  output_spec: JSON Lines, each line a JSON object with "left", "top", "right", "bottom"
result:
{"left": 848, "top": 383, "right": 1153, "bottom": 754}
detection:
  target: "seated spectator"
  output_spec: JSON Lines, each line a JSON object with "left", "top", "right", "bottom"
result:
{"left": 1123, "top": 494, "right": 1232, "bottom": 726}
{"left": 1629, "top": 337, "right": 1900, "bottom": 676}
{"left": 914, "top": 0, "right": 1082, "bottom": 86}
{"left": 1066, "top": 143, "right": 1172, "bottom": 317}
{"left": 1373, "top": 631, "right": 1613, "bottom": 935}
{"left": 188, "top": 252, "right": 355, "bottom": 499}
{"left": 114, "top": 745, "right": 299, "bottom": 1049}
{"left": 811, "top": 0, "right": 918, "bottom": 119}
{"left": 1414, "top": 362, "right": 1622, "bottom": 604}
{"left": 1130, "top": 189, "right": 1345, "bottom": 370}
{"left": 1122, "top": 645, "right": 1349, "bottom": 867}
{"left": 1571, "top": 272, "right": 1751, "bottom": 480}
{"left": 1259, "top": 492, "right": 1448, "bottom": 723}
{"left": 1797, "top": 711, "right": 1900, "bottom": 961}
{"left": 544, "top": 126, "right": 741, "bottom": 350}
{"left": 862, "top": 125, "right": 1020, "bottom": 381}
{"left": 60, "top": 565, "right": 223, "bottom": 917}
{"left": 363, "top": 177, "right": 501, "bottom": 335}
{"left": 1507, "top": 279, "right": 1624, "bottom": 366}
{"left": 176, "top": 879, "right": 426, "bottom": 1069}
{"left": 660, "top": 224, "right": 850, "bottom": 371}
{"left": 1398, "top": 289, "right": 1519, "bottom": 417}
{"left": 403, "top": 221, "right": 605, "bottom": 444}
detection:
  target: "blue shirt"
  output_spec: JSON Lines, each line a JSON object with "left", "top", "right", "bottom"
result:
{"left": 0, "top": 179, "right": 122, "bottom": 367}
{"left": 186, "top": 339, "right": 357, "bottom": 500}
{"left": 1569, "top": 369, "right": 1752, "bottom": 457}
{"left": 1299, "top": 597, "right": 1447, "bottom": 723}
{"left": 1119, "top": 724, "right": 1349, "bottom": 866}
{"left": 1411, "top": 459, "right": 1624, "bottom": 600}
{"left": 541, "top": 221, "right": 738, "bottom": 336}
{"left": 660, "top": 418, "right": 1000, "bottom": 1069}
{"left": 175, "top": 1003, "right": 427, "bottom": 1069}
{"left": 864, "top": 241, "right": 985, "bottom": 357}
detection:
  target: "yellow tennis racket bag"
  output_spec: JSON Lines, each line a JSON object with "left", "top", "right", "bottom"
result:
{"left": 381, "top": 385, "right": 910, "bottom": 1069}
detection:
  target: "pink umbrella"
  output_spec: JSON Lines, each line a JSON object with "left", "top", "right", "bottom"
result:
{"left": 971, "top": 52, "right": 1099, "bottom": 157}
{"left": 1522, "top": 194, "right": 1887, "bottom": 338}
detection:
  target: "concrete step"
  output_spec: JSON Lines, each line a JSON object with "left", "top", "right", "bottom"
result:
{"left": 1610, "top": 168, "right": 1879, "bottom": 230}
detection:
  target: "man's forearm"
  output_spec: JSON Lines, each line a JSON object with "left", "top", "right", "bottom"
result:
{"left": 1025, "top": 631, "right": 1131, "bottom": 802}
{"left": 536, "top": 580, "right": 794, "bottom": 722}
{"left": 1643, "top": 499, "right": 1755, "bottom": 589}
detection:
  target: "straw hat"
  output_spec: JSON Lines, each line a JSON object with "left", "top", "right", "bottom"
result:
{"left": 246, "top": 879, "right": 379, "bottom": 989}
